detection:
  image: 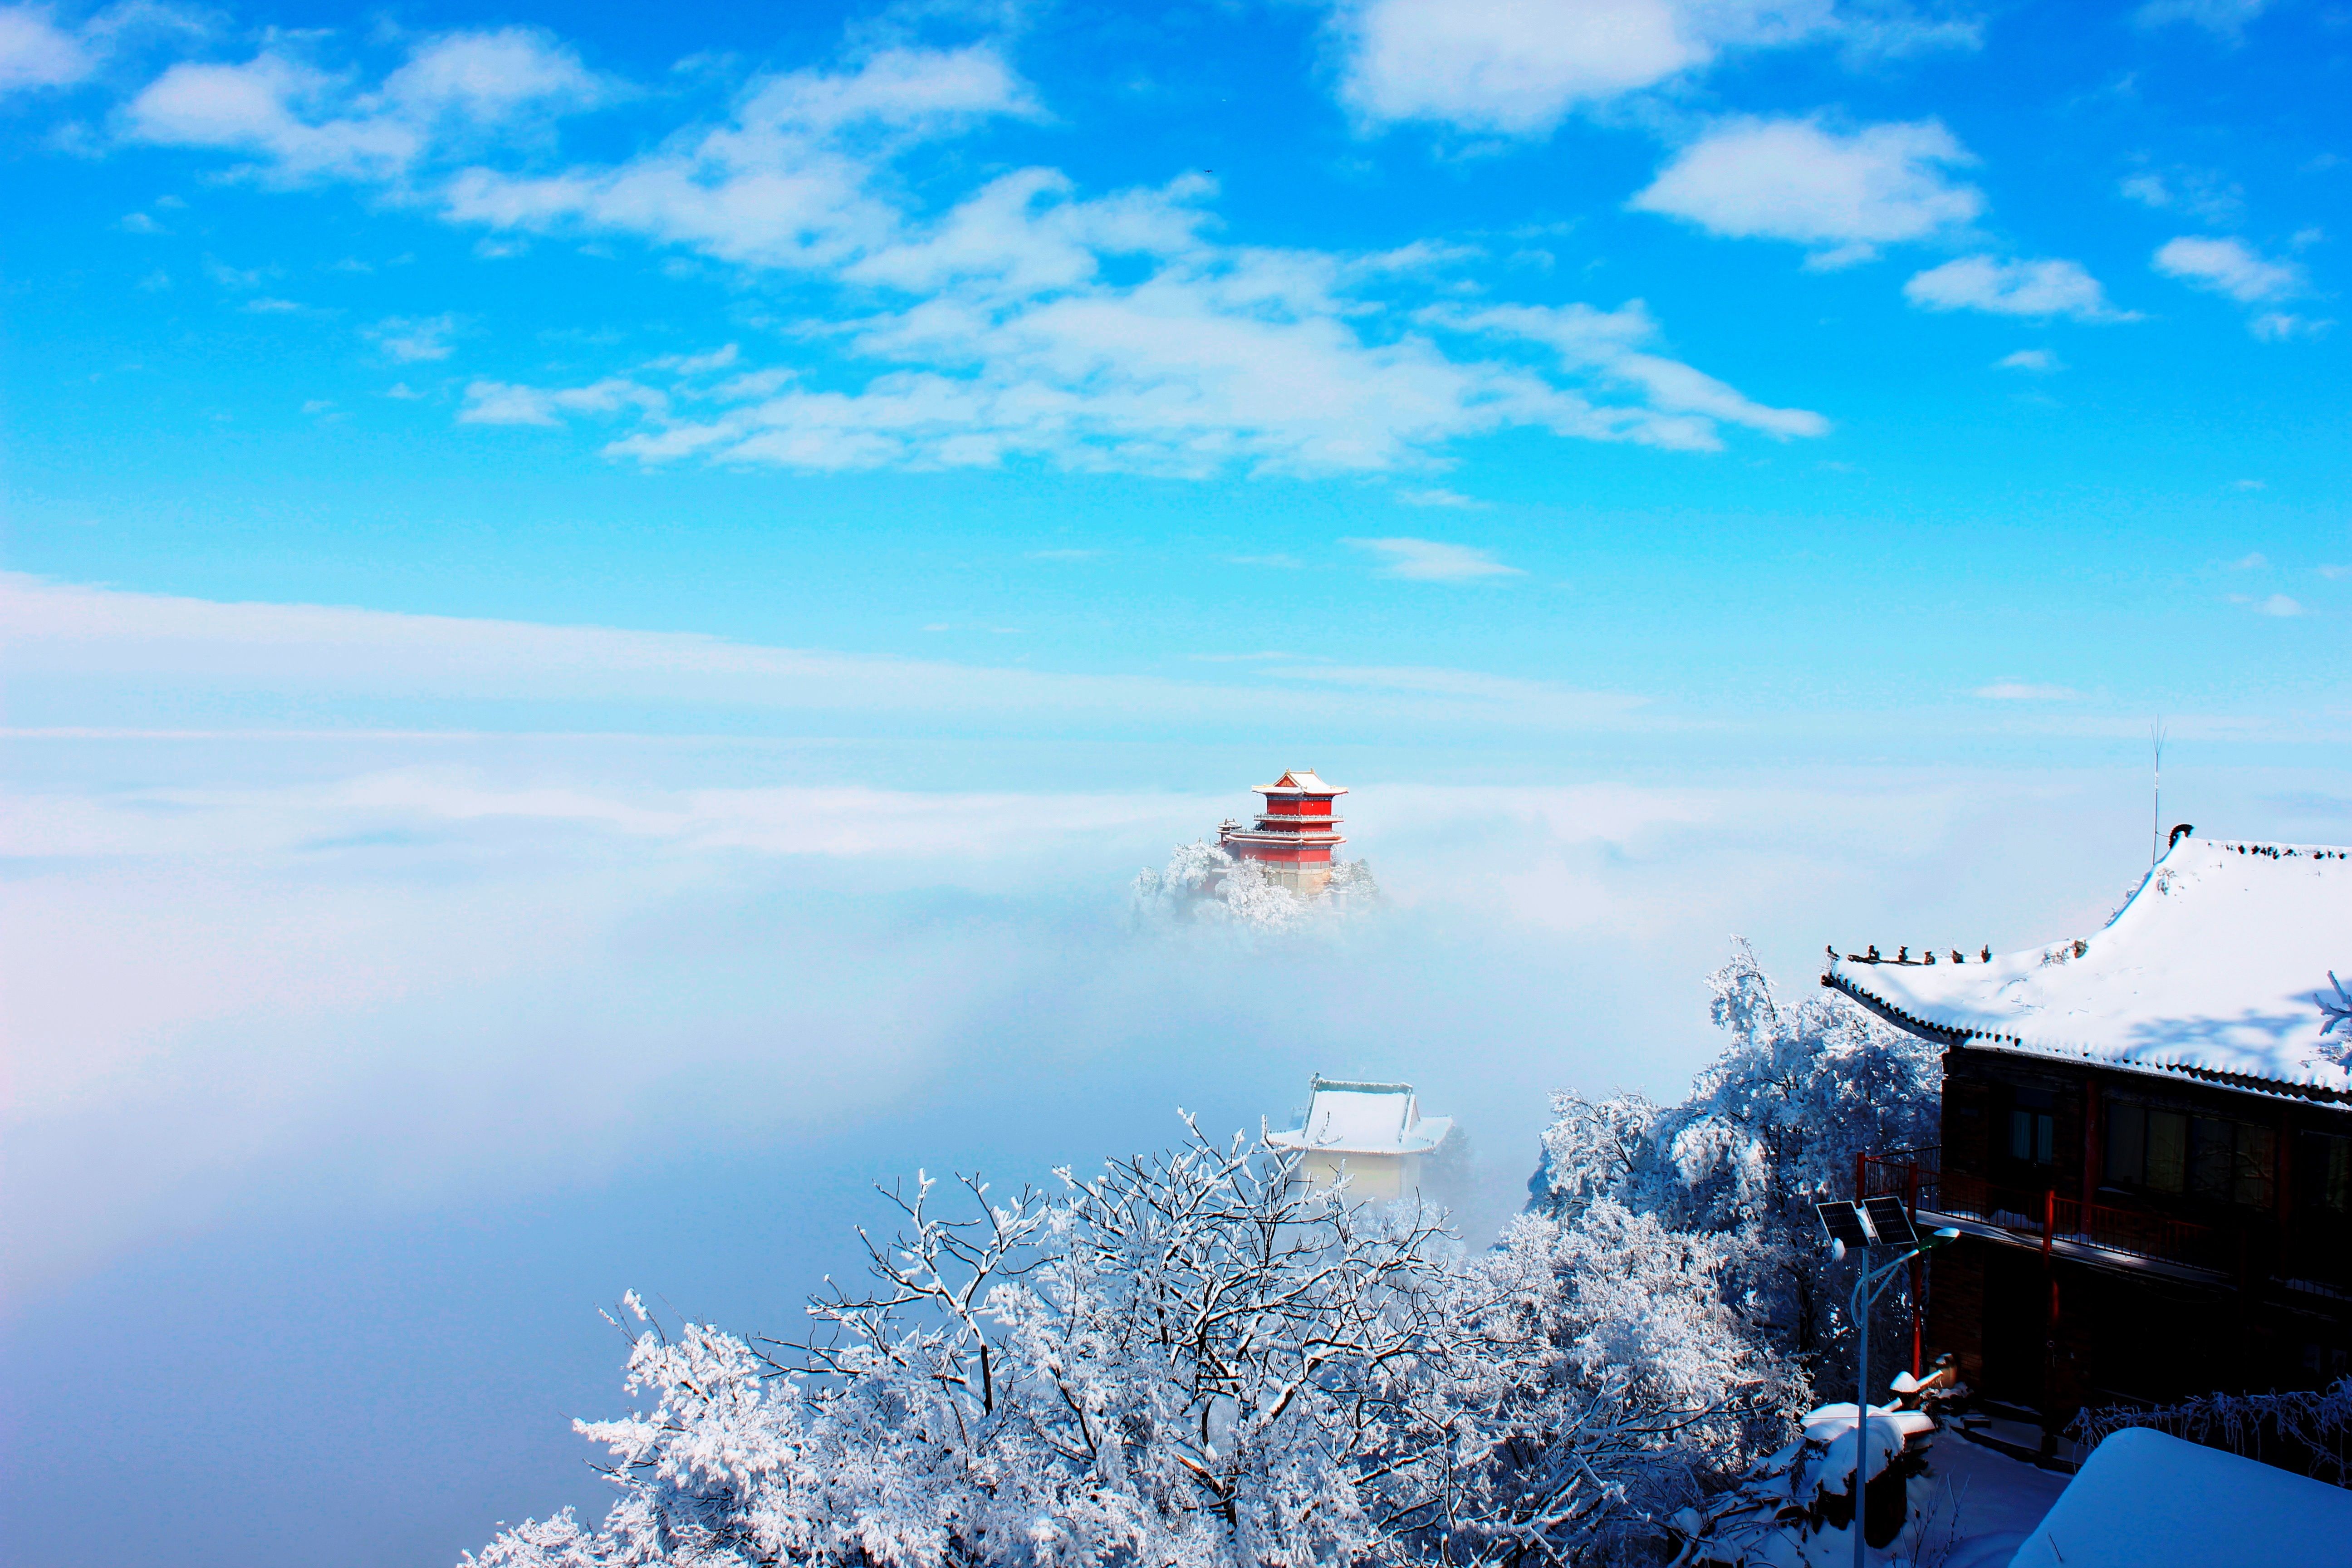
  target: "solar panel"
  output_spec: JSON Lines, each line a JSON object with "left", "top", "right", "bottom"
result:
{"left": 1815, "top": 1200, "right": 1872, "bottom": 1248}
{"left": 1863, "top": 1196, "right": 1919, "bottom": 1247}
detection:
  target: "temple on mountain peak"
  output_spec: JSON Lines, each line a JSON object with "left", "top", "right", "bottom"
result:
{"left": 1218, "top": 768, "right": 1347, "bottom": 893}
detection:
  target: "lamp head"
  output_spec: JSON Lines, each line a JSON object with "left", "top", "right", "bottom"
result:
{"left": 1830, "top": 1237, "right": 1847, "bottom": 1264}
{"left": 1921, "top": 1227, "right": 1961, "bottom": 1251}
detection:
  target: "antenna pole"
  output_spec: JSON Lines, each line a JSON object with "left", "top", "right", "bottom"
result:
{"left": 2150, "top": 722, "right": 2167, "bottom": 867}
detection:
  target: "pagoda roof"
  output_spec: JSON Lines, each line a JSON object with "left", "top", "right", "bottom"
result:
{"left": 1267, "top": 1076, "right": 1452, "bottom": 1156}
{"left": 1256, "top": 769, "right": 1346, "bottom": 797}
{"left": 1824, "top": 834, "right": 2352, "bottom": 1102}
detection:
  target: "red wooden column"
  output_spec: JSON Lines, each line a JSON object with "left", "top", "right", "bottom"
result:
{"left": 2081, "top": 1077, "right": 2102, "bottom": 1211}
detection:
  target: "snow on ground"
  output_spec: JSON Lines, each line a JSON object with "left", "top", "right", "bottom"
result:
{"left": 1909, "top": 1434, "right": 2071, "bottom": 1567}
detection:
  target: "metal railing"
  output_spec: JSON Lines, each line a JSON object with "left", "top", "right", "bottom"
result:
{"left": 1858, "top": 1148, "right": 2231, "bottom": 1274}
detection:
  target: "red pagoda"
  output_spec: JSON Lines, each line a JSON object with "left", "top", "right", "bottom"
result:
{"left": 1219, "top": 769, "right": 1347, "bottom": 892}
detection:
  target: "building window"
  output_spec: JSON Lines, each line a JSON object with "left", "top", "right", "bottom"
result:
{"left": 2297, "top": 1132, "right": 2352, "bottom": 1215}
{"left": 2106, "top": 1094, "right": 2272, "bottom": 1206}
{"left": 2009, "top": 1107, "right": 2056, "bottom": 1165}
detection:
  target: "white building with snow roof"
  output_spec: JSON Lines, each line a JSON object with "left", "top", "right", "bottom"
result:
{"left": 1830, "top": 829, "right": 2352, "bottom": 1459}
{"left": 1267, "top": 1075, "right": 1453, "bottom": 1202}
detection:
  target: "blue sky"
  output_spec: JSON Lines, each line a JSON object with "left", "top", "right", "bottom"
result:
{"left": 3, "top": 0, "right": 2346, "bottom": 745}
{"left": 1, "top": 1, "right": 2348, "bottom": 1563}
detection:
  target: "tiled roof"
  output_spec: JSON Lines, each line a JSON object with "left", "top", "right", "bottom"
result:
{"left": 1825, "top": 836, "right": 2352, "bottom": 1102}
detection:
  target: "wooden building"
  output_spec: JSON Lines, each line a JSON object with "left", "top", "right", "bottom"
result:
{"left": 1825, "top": 831, "right": 2352, "bottom": 1452}
{"left": 1218, "top": 769, "right": 1348, "bottom": 894}
{"left": 1266, "top": 1075, "right": 1453, "bottom": 1202}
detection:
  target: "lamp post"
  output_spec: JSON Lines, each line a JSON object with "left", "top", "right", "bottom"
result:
{"left": 1816, "top": 1198, "right": 1959, "bottom": 1568}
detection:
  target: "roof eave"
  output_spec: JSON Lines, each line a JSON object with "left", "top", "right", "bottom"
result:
{"left": 1820, "top": 970, "right": 2352, "bottom": 1108}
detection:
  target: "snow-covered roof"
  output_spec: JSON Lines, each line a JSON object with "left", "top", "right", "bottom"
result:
{"left": 2010, "top": 1427, "right": 2352, "bottom": 1568}
{"left": 1257, "top": 769, "right": 1346, "bottom": 797}
{"left": 1268, "top": 1077, "right": 1452, "bottom": 1155}
{"left": 1825, "top": 835, "right": 2352, "bottom": 1101}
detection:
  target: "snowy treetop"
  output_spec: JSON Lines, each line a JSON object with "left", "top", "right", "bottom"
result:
{"left": 1828, "top": 836, "right": 2352, "bottom": 1095}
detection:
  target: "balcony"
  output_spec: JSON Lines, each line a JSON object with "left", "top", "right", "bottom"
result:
{"left": 1860, "top": 1147, "right": 2234, "bottom": 1284}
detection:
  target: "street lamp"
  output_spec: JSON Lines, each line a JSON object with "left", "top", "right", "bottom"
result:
{"left": 1814, "top": 1196, "right": 1961, "bottom": 1568}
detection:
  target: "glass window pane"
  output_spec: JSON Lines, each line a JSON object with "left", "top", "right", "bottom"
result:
{"left": 2009, "top": 1109, "right": 2032, "bottom": 1161}
{"left": 2191, "top": 1118, "right": 2234, "bottom": 1199}
{"left": 2107, "top": 1101, "right": 2146, "bottom": 1185}
{"left": 2237, "top": 1123, "right": 2275, "bottom": 1208}
{"left": 2148, "top": 1111, "right": 2187, "bottom": 1193}
{"left": 2332, "top": 1139, "right": 2352, "bottom": 1213}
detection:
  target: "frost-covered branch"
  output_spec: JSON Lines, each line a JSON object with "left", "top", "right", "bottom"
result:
{"left": 2068, "top": 1376, "right": 2352, "bottom": 1486}
{"left": 472, "top": 1116, "right": 1789, "bottom": 1568}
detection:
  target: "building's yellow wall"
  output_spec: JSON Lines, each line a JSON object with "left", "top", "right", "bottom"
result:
{"left": 1295, "top": 1151, "right": 1421, "bottom": 1203}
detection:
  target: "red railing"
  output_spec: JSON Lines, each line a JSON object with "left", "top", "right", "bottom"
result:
{"left": 1859, "top": 1148, "right": 2230, "bottom": 1274}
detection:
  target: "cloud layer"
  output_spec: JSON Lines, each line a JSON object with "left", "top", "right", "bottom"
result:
{"left": 117, "top": 35, "right": 1828, "bottom": 475}
{"left": 0, "top": 572, "right": 1651, "bottom": 736}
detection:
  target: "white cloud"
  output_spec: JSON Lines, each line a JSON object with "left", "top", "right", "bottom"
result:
{"left": 4, "top": 742, "right": 2155, "bottom": 1314}
{"left": 647, "top": 344, "right": 740, "bottom": 376}
{"left": 0, "top": 572, "right": 1648, "bottom": 739}
{"left": 1974, "top": 682, "right": 2080, "bottom": 700}
{"left": 125, "top": 54, "right": 425, "bottom": 181}
{"left": 1439, "top": 299, "right": 1831, "bottom": 442}
{"left": 2119, "top": 168, "right": 2241, "bottom": 223}
{"left": 0, "top": 4, "right": 94, "bottom": 94}
{"left": 122, "top": 29, "right": 611, "bottom": 184}
{"left": 460, "top": 377, "right": 665, "bottom": 426}
{"left": 368, "top": 314, "right": 458, "bottom": 363}
{"left": 2230, "top": 551, "right": 2267, "bottom": 569}
{"left": 466, "top": 232, "right": 1825, "bottom": 473}
{"left": 1631, "top": 117, "right": 1982, "bottom": 265}
{"left": 2152, "top": 235, "right": 2302, "bottom": 303}
{"left": 111, "top": 27, "right": 1825, "bottom": 478}
{"left": 1343, "top": 536, "right": 1523, "bottom": 582}
{"left": 2256, "top": 593, "right": 2304, "bottom": 617}
{"left": 2249, "top": 312, "right": 2332, "bottom": 342}
{"left": 1994, "top": 348, "right": 2062, "bottom": 372}
{"left": 2135, "top": 0, "right": 2266, "bottom": 37}
{"left": 1324, "top": 0, "right": 1974, "bottom": 137}
{"left": 438, "top": 46, "right": 1034, "bottom": 270}
{"left": 1329, "top": 0, "right": 1837, "bottom": 137}
{"left": 382, "top": 27, "right": 608, "bottom": 122}
{"left": 1903, "top": 255, "right": 2133, "bottom": 321}
{"left": 1394, "top": 486, "right": 1482, "bottom": 508}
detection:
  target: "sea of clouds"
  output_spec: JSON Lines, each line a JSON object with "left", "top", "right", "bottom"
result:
{"left": 7, "top": 574, "right": 2347, "bottom": 1565}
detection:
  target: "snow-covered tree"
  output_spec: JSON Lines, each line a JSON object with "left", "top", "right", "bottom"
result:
{"left": 1130, "top": 841, "right": 1378, "bottom": 931}
{"left": 470, "top": 1126, "right": 1788, "bottom": 1568}
{"left": 1529, "top": 941, "right": 1942, "bottom": 1382}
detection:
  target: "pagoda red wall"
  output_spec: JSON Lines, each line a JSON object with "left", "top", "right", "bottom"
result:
{"left": 1236, "top": 845, "right": 1333, "bottom": 864}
